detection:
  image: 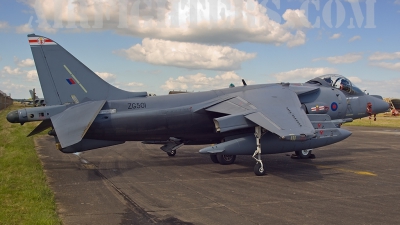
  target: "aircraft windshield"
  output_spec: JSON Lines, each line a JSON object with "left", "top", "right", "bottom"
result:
{"left": 316, "top": 74, "right": 363, "bottom": 95}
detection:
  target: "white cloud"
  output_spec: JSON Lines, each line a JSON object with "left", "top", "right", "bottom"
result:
{"left": 127, "top": 82, "right": 144, "bottom": 87}
{"left": 14, "top": 57, "right": 35, "bottom": 67}
{"left": 2, "top": 66, "right": 23, "bottom": 75}
{"left": 0, "top": 21, "right": 9, "bottom": 30}
{"left": 347, "top": 76, "right": 362, "bottom": 84}
{"left": 356, "top": 78, "right": 400, "bottom": 98}
{"left": 116, "top": 38, "right": 256, "bottom": 70}
{"left": 16, "top": 23, "right": 34, "bottom": 34}
{"left": 95, "top": 72, "right": 117, "bottom": 83}
{"left": 348, "top": 35, "right": 361, "bottom": 42}
{"left": 313, "top": 53, "right": 363, "bottom": 64}
{"left": 26, "top": 70, "right": 38, "bottom": 81}
{"left": 25, "top": 0, "right": 312, "bottom": 46}
{"left": 369, "top": 52, "right": 400, "bottom": 61}
{"left": 330, "top": 33, "right": 341, "bottom": 39}
{"left": 395, "top": 0, "right": 400, "bottom": 5}
{"left": 370, "top": 62, "right": 400, "bottom": 71}
{"left": 272, "top": 67, "right": 338, "bottom": 82}
{"left": 161, "top": 71, "right": 243, "bottom": 91}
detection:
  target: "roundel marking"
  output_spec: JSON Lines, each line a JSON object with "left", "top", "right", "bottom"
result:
{"left": 331, "top": 102, "right": 338, "bottom": 111}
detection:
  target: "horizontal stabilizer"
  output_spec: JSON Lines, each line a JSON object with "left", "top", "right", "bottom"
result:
{"left": 27, "top": 119, "right": 52, "bottom": 137}
{"left": 51, "top": 100, "right": 106, "bottom": 148}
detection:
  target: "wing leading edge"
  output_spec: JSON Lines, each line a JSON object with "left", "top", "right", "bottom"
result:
{"left": 206, "top": 84, "right": 315, "bottom": 140}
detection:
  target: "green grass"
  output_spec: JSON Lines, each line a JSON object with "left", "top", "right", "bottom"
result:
{"left": 343, "top": 113, "right": 400, "bottom": 128}
{"left": 0, "top": 103, "right": 61, "bottom": 225}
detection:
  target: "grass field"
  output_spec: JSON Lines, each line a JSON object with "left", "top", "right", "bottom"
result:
{"left": 0, "top": 103, "right": 60, "bottom": 225}
{"left": 343, "top": 113, "right": 400, "bottom": 128}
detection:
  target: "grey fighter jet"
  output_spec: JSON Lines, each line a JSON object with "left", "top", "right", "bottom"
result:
{"left": 6, "top": 34, "right": 390, "bottom": 176}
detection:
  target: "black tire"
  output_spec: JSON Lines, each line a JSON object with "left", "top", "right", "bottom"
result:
{"left": 254, "top": 163, "right": 265, "bottom": 176}
{"left": 210, "top": 154, "right": 219, "bottom": 163}
{"left": 167, "top": 150, "right": 176, "bottom": 157}
{"left": 295, "top": 150, "right": 312, "bottom": 159}
{"left": 217, "top": 154, "right": 236, "bottom": 165}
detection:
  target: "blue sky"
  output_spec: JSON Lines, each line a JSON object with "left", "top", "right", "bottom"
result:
{"left": 1, "top": 0, "right": 400, "bottom": 99}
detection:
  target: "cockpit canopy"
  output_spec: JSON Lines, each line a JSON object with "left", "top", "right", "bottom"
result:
{"left": 307, "top": 74, "right": 364, "bottom": 95}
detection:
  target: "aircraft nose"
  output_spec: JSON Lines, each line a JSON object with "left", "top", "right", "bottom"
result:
{"left": 372, "top": 97, "right": 390, "bottom": 114}
{"left": 6, "top": 110, "right": 20, "bottom": 123}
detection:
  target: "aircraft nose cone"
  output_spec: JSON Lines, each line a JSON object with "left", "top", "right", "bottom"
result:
{"left": 373, "top": 98, "right": 390, "bottom": 114}
{"left": 6, "top": 110, "right": 19, "bottom": 123}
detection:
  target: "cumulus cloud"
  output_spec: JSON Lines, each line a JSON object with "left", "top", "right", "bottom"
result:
{"left": 347, "top": 76, "right": 362, "bottom": 84}
{"left": 355, "top": 78, "right": 400, "bottom": 98}
{"left": 26, "top": 70, "right": 38, "bottom": 81}
{"left": 370, "top": 62, "right": 400, "bottom": 71}
{"left": 14, "top": 57, "right": 35, "bottom": 67}
{"left": 116, "top": 38, "right": 256, "bottom": 70}
{"left": 330, "top": 33, "right": 341, "bottom": 39}
{"left": 313, "top": 53, "right": 363, "bottom": 64}
{"left": 272, "top": 67, "right": 338, "bottom": 82}
{"left": 349, "top": 35, "right": 361, "bottom": 42}
{"left": 369, "top": 52, "right": 400, "bottom": 61}
{"left": 126, "top": 82, "right": 144, "bottom": 87}
{"left": 24, "top": 0, "right": 312, "bottom": 46}
{"left": 161, "top": 71, "right": 243, "bottom": 90}
{"left": 0, "top": 21, "right": 9, "bottom": 30}
{"left": 16, "top": 23, "right": 34, "bottom": 34}
{"left": 2, "top": 66, "right": 23, "bottom": 75}
{"left": 95, "top": 72, "right": 117, "bottom": 83}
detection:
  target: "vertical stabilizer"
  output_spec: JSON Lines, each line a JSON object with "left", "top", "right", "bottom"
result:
{"left": 28, "top": 34, "right": 147, "bottom": 106}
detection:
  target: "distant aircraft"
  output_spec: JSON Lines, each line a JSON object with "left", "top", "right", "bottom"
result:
{"left": 6, "top": 34, "right": 390, "bottom": 176}
{"left": 20, "top": 89, "right": 46, "bottom": 106}
{"left": 29, "top": 89, "right": 46, "bottom": 106}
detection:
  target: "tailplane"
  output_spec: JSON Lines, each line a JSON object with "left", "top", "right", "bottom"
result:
{"left": 28, "top": 34, "right": 147, "bottom": 106}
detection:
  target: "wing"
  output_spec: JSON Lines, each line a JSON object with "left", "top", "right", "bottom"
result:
{"left": 51, "top": 100, "right": 106, "bottom": 148}
{"left": 206, "top": 84, "right": 315, "bottom": 140}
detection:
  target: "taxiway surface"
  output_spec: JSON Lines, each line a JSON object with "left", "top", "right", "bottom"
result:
{"left": 35, "top": 126, "right": 400, "bottom": 225}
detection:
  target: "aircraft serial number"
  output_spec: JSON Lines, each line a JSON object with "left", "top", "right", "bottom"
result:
{"left": 128, "top": 103, "right": 146, "bottom": 109}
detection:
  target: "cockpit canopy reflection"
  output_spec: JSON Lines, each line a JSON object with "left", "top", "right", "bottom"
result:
{"left": 307, "top": 74, "right": 364, "bottom": 96}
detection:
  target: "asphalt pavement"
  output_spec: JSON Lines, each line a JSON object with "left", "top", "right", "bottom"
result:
{"left": 35, "top": 126, "right": 400, "bottom": 225}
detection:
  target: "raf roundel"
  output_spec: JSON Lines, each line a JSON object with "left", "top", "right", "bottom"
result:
{"left": 331, "top": 102, "right": 338, "bottom": 111}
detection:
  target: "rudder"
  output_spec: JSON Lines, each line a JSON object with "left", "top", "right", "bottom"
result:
{"left": 28, "top": 34, "right": 147, "bottom": 106}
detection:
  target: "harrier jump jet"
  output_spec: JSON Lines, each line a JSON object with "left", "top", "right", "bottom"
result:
{"left": 6, "top": 34, "right": 390, "bottom": 176}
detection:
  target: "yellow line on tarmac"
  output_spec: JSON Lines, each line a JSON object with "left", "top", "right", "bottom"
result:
{"left": 300, "top": 162, "right": 377, "bottom": 176}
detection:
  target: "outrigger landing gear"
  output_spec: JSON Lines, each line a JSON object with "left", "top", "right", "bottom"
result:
{"left": 160, "top": 137, "right": 184, "bottom": 157}
{"left": 252, "top": 126, "right": 266, "bottom": 176}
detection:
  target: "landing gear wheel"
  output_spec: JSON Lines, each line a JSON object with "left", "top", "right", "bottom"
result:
{"left": 210, "top": 154, "right": 219, "bottom": 163}
{"left": 217, "top": 154, "right": 236, "bottom": 165}
{"left": 295, "top": 149, "right": 312, "bottom": 159}
{"left": 167, "top": 150, "right": 176, "bottom": 157}
{"left": 254, "top": 163, "right": 265, "bottom": 176}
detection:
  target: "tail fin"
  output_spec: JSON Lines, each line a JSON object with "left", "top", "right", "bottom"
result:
{"left": 28, "top": 34, "right": 147, "bottom": 106}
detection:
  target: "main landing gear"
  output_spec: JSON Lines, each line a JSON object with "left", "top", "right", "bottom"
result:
{"left": 293, "top": 149, "right": 315, "bottom": 159}
{"left": 210, "top": 154, "right": 236, "bottom": 165}
{"left": 252, "top": 126, "right": 266, "bottom": 176}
